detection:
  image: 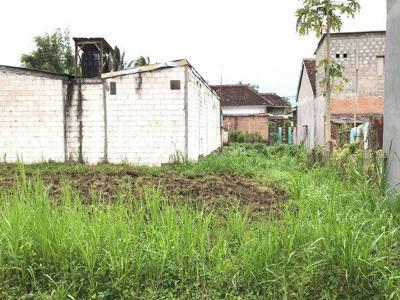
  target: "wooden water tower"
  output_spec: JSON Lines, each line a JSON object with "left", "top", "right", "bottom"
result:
{"left": 73, "top": 37, "right": 112, "bottom": 78}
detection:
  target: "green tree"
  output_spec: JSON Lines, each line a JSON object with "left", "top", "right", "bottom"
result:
{"left": 110, "top": 46, "right": 134, "bottom": 71}
{"left": 21, "top": 28, "right": 74, "bottom": 75}
{"left": 238, "top": 81, "right": 259, "bottom": 92}
{"left": 134, "top": 56, "right": 150, "bottom": 67}
{"left": 296, "top": 0, "right": 360, "bottom": 145}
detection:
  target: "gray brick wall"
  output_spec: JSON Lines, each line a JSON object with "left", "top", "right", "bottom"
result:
{"left": 316, "top": 32, "right": 386, "bottom": 99}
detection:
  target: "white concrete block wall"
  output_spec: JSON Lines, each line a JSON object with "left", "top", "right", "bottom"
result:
{"left": 65, "top": 83, "right": 80, "bottom": 161}
{"left": 105, "top": 68, "right": 186, "bottom": 166}
{"left": 80, "top": 81, "right": 105, "bottom": 164}
{"left": 0, "top": 69, "right": 66, "bottom": 163}
{"left": 187, "top": 68, "right": 221, "bottom": 159}
{"left": 0, "top": 63, "right": 221, "bottom": 166}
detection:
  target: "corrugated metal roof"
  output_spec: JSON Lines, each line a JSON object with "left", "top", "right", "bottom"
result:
{"left": 101, "top": 59, "right": 189, "bottom": 79}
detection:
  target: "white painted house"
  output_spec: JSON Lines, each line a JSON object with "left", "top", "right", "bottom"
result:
{"left": 0, "top": 59, "right": 221, "bottom": 165}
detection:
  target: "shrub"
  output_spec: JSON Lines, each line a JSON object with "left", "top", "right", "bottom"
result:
{"left": 229, "top": 130, "right": 264, "bottom": 144}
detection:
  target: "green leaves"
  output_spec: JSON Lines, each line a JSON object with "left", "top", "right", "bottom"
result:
{"left": 295, "top": 0, "right": 361, "bottom": 37}
{"left": 110, "top": 48, "right": 150, "bottom": 71}
{"left": 318, "top": 58, "right": 349, "bottom": 95}
{"left": 21, "top": 28, "right": 74, "bottom": 75}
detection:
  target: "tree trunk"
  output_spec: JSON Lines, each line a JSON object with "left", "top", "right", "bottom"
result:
{"left": 325, "top": 9, "right": 332, "bottom": 146}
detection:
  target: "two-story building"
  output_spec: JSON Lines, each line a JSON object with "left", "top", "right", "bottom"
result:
{"left": 296, "top": 31, "right": 385, "bottom": 148}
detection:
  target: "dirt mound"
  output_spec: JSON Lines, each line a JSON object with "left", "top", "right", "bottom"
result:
{"left": 0, "top": 171, "right": 287, "bottom": 213}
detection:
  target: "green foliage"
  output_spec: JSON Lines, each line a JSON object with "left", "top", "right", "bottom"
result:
{"left": 296, "top": 0, "right": 361, "bottom": 38}
{"left": 134, "top": 56, "right": 150, "bottom": 67}
{"left": 318, "top": 58, "right": 350, "bottom": 94}
{"left": 0, "top": 146, "right": 398, "bottom": 298}
{"left": 338, "top": 122, "right": 351, "bottom": 147}
{"left": 237, "top": 81, "right": 259, "bottom": 92}
{"left": 248, "top": 83, "right": 259, "bottom": 92}
{"left": 21, "top": 28, "right": 74, "bottom": 75}
{"left": 110, "top": 46, "right": 134, "bottom": 71}
{"left": 228, "top": 130, "right": 263, "bottom": 143}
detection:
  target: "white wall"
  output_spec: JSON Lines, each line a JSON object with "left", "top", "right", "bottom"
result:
{"left": 187, "top": 67, "right": 221, "bottom": 160}
{"left": 104, "top": 68, "right": 186, "bottom": 166}
{"left": 296, "top": 65, "right": 316, "bottom": 149}
{"left": 0, "top": 68, "right": 67, "bottom": 163}
{"left": 297, "top": 64, "right": 326, "bottom": 149}
{"left": 222, "top": 105, "right": 266, "bottom": 116}
{"left": 0, "top": 65, "right": 221, "bottom": 166}
{"left": 66, "top": 80, "right": 106, "bottom": 164}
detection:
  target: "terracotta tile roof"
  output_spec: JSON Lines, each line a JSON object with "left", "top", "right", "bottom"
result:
{"left": 303, "top": 59, "right": 316, "bottom": 97}
{"left": 259, "top": 93, "right": 291, "bottom": 107}
{"left": 211, "top": 85, "right": 271, "bottom": 106}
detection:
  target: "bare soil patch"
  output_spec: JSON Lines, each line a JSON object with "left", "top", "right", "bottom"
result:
{"left": 0, "top": 171, "right": 287, "bottom": 213}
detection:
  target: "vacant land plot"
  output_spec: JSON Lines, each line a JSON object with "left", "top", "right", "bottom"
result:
{"left": 0, "top": 144, "right": 399, "bottom": 299}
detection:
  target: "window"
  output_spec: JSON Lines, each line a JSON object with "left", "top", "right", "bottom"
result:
{"left": 336, "top": 53, "right": 340, "bottom": 58}
{"left": 343, "top": 53, "right": 348, "bottom": 59}
{"left": 110, "top": 82, "right": 117, "bottom": 95}
{"left": 377, "top": 56, "right": 385, "bottom": 76}
{"left": 170, "top": 80, "right": 181, "bottom": 90}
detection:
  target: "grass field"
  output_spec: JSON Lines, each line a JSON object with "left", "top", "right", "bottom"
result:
{"left": 0, "top": 144, "right": 399, "bottom": 299}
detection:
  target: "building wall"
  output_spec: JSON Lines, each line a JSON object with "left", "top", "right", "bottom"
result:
{"left": 315, "top": 96, "right": 325, "bottom": 146}
{"left": 66, "top": 79, "right": 106, "bottom": 164}
{"left": 0, "top": 68, "right": 68, "bottom": 163}
{"left": 384, "top": 0, "right": 400, "bottom": 188}
{"left": 316, "top": 32, "right": 385, "bottom": 115}
{"left": 267, "top": 107, "right": 287, "bottom": 115}
{"left": 296, "top": 65, "right": 316, "bottom": 149}
{"left": 104, "top": 68, "right": 186, "bottom": 166}
{"left": 187, "top": 68, "right": 221, "bottom": 160}
{"left": 0, "top": 65, "right": 221, "bottom": 166}
{"left": 222, "top": 105, "right": 266, "bottom": 116}
{"left": 224, "top": 115, "right": 268, "bottom": 142}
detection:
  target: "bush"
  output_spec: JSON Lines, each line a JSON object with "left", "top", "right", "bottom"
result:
{"left": 228, "top": 130, "right": 263, "bottom": 144}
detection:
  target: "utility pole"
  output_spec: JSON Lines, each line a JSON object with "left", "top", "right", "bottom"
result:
{"left": 384, "top": 0, "right": 400, "bottom": 190}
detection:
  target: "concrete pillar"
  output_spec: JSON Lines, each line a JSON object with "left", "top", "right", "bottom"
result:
{"left": 384, "top": 0, "right": 400, "bottom": 189}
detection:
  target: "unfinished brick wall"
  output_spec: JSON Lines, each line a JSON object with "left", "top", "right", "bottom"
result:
{"left": 331, "top": 96, "right": 384, "bottom": 115}
{"left": 316, "top": 32, "right": 385, "bottom": 115}
{"left": 224, "top": 116, "right": 268, "bottom": 142}
{"left": 316, "top": 32, "right": 385, "bottom": 98}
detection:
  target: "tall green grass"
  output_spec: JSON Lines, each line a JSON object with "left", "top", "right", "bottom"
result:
{"left": 0, "top": 145, "right": 399, "bottom": 299}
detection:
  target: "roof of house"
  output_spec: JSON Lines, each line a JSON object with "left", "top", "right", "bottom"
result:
{"left": 295, "top": 58, "right": 317, "bottom": 100}
{"left": 211, "top": 85, "right": 271, "bottom": 106}
{"left": 315, "top": 30, "right": 386, "bottom": 54}
{"left": 73, "top": 37, "right": 113, "bottom": 52}
{"left": 304, "top": 59, "right": 316, "bottom": 96}
{"left": 259, "top": 93, "right": 291, "bottom": 107}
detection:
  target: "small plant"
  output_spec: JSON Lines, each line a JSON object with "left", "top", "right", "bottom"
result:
{"left": 338, "top": 122, "right": 351, "bottom": 147}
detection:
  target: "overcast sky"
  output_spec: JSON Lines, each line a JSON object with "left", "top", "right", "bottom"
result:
{"left": 0, "top": 0, "right": 386, "bottom": 100}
